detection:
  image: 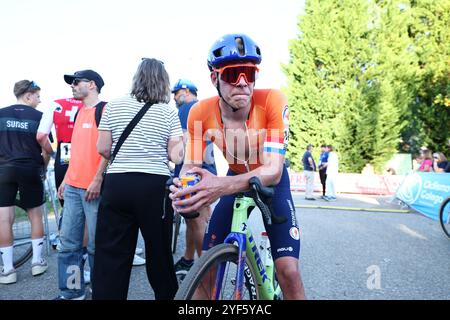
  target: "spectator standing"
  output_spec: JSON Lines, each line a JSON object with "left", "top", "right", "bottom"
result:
{"left": 93, "top": 58, "right": 183, "bottom": 300}
{"left": 0, "top": 80, "right": 53, "bottom": 284}
{"left": 324, "top": 145, "right": 338, "bottom": 201}
{"left": 302, "top": 144, "right": 316, "bottom": 200}
{"left": 54, "top": 70, "right": 108, "bottom": 300}
{"left": 433, "top": 152, "right": 449, "bottom": 173}
{"left": 418, "top": 148, "right": 433, "bottom": 172}
{"left": 318, "top": 144, "right": 329, "bottom": 199}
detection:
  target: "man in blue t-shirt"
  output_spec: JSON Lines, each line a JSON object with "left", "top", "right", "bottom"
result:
{"left": 171, "top": 79, "right": 216, "bottom": 280}
{"left": 302, "top": 144, "right": 316, "bottom": 200}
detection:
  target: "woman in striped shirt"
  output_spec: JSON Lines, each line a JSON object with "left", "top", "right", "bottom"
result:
{"left": 93, "top": 58, "right": 183, "bottom": 300}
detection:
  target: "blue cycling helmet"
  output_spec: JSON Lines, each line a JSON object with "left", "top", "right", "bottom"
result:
{"left": 207, "top": 34, "right": 262, "bottom": 71}
{"left": 171, "top": 79, "right": 198, "bottom": 95}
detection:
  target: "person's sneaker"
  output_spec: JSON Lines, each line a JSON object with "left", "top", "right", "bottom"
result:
{"left": 132, "top": 254, "right": 146, "bottom": 266}
{"left": 84, "top": 270, "right": 91, "bottom": 284}
{"left": 0, "top": 267, "right": 17, "bottom": 284}
{"left": 328, "top": 197, "right": 337, "bottom": 202}
{"left": 31, "top": 259, "right": 48, "bottom": 276}
{"left": 174, "top": 257, "right": 194, "bottom": 276}
{"left": 53, "top": 294, "right": 85, "bottom": 300}
{"left": 135, "top": 247, "right": 143, "bottom": 255}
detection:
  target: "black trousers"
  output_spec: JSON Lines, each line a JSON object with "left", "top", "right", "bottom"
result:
{"left": 319, "top": 169, "right": 327, "bottom": 196}
{"left": 92, "top": 172, "right": 177, "bottom": 300}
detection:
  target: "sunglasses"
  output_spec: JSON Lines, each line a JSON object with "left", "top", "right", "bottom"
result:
{"left": 71, "top": 78, "right": 91, "bottom": 86}
{"left": 30, "top": 80, "right": 39, "bottom": 88}
{"left": 214, "top": 64, "right": 259, "bottom": 85}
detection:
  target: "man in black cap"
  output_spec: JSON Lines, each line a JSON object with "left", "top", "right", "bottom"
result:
{"left": 63, "top": 70, "right": 105, "bottom": 94}
{"left": 54, "top": 69, "right": 108, "bottom": 300}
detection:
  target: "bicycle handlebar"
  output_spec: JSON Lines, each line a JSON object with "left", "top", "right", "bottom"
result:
{"left": 164, "top": 176, "right": 286, "bottom": 225}
{"left": 248, "top": 176, "right": 287, "bottom": 226}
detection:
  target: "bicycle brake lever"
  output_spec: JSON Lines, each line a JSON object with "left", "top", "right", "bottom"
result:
{"left": 249, "top": 177, "right": 287, "bottom": 225}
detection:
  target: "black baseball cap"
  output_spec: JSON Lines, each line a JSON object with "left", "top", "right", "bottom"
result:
{"left": 64, "top": 70, "right": 105, "bottom": 92}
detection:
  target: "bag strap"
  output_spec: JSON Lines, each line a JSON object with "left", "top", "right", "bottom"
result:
{"left": 109, "top": 102, "right": 153, "bottom": 166}
{"left": 73, "top": 101, "right": 107, "bottom": 127}
{"left": 94, "top": 101, "right": 107, "bottom": 127}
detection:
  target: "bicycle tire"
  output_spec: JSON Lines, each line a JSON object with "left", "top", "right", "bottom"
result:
{"left": 439, "top": 197, "right": 450, "bottom": 239}
{"left": 12, "top": 207, "right": 33, "bottom": 268}
{"left": 175, "top": 243, "right": 259, "bottom": 300}
{"left": 13, "top": 244, "right": 32, "bottom": 268}
{"left": 172, "top": 213, "right": 181, "bottom": 254}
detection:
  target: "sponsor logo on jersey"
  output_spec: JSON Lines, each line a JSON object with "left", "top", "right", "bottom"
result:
{"left": 276, "top": 247, "right": 293, "bottom": 253}
{"left": 289, "top": 227, "right": 300, "bottom": 240}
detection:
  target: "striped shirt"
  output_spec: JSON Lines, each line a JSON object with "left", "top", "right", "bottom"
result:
{"left": 98, "top": 95, "right": 182, "bottom": 176}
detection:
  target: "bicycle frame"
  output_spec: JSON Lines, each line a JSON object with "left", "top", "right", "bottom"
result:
{"left": 214, "top": 194, "right": 278, "bottom": 300}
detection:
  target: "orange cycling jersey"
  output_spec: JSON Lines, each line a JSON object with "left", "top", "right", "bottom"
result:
{"left": 185, "top": 89, "right": 289, "bottom": 174}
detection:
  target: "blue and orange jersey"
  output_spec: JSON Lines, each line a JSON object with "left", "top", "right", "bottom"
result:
{"left": 185, "top": 89, "right": 289, "bottom": 174}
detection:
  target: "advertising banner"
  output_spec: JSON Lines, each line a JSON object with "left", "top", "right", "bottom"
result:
{"left": 395, "top": 172, "right": 450, "bottom": 220}
{"left": 288, "top": 171, "right": 404, "bottom": 195}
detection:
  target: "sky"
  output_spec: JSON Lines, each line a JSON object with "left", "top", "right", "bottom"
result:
{"left": 0, "top": 0, "right": 305, "bottom": 108}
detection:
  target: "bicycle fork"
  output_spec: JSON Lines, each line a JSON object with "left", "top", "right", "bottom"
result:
{"left": 216, "top": 196, "right": 275, "bottom": 300}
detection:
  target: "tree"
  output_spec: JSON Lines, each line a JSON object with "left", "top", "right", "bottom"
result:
{"left": 284, "top": 0, "right": 449, "bottom": 173}
{"left": 283, "top": 0, "right": 373, "bottom": 172}
{"left": 400, "top": 0, "right": 450, "bottom": 155}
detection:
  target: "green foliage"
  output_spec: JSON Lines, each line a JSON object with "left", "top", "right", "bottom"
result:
{"left": 284, "top": 0, "right": 450, "bottom": 173}
{"left": 400, "top": 0, "right": 450, "bottom": 155}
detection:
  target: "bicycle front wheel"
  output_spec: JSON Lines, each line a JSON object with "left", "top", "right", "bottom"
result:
{"left": 439, "top": 197, "right": 450, "bottom": 239}
{"left": 175, "top": 243, "right": 259, "bottom": 300}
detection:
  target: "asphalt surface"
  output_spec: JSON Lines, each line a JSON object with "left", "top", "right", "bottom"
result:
{"left": 1, "top": 192, "right": 450, "bottom": 300}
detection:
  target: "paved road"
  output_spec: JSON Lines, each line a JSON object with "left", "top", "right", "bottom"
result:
{"left": 1, "top": 193, "right": 450, "bottom": 300}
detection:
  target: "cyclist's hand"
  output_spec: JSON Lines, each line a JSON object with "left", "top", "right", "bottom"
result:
{"left": 85, "top": 178, "right": 102, "bottom": 202}
{"left": 172, "top": 168, "right": 220, "bottom": 214}
{"left": 57, "top": 182, "right": 65, "bottom": 200}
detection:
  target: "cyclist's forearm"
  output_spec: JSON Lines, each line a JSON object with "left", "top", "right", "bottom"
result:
{"left": 222, "top": 164, "right": 283, "bottom": 195}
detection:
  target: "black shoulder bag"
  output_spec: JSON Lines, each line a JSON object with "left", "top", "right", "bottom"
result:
{"left": 102, "top": 102, "right": 153, "bottom": 189}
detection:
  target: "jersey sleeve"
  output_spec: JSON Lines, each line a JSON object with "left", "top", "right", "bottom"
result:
{"left": 263, "top": 90, "right": 289, "bottom": 156}
{"left": 37, "top": 101, "right": 58, "bottom": 134}
{"left": 185, "top": 103, "right": 206, "bottom": 165}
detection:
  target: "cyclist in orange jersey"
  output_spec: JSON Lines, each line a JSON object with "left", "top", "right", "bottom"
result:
{"left": 170, "top": 34, "right": 306, "bottom": 299}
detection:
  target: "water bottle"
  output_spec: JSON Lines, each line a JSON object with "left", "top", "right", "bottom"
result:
{"left": 259, "top": 232, "right": 273, "bottom": 281}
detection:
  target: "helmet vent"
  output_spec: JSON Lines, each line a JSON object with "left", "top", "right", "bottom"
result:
{"left": 235, "top": 37, "right": 245, "bottom": 55}
{"left": 213, "top": 47, "right": 223, "bottom": 58}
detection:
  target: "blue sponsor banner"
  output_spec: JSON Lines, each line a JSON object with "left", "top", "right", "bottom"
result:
{"left": 396, "top": 172, "right": 450, "bottom": 220}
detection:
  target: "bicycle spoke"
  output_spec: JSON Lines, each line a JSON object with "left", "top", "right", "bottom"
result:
{"left": 177, "top": 245, "right": 258, "bottom": 300}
